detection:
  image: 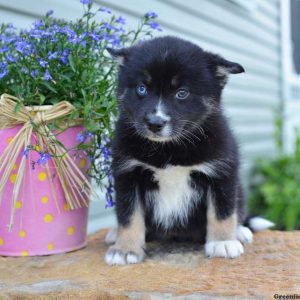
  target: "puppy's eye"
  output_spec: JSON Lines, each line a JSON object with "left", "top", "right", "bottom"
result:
{"left": 175, "top": 88, "right": 189, "bottom": 100}
{"left": 136, "top": 84, "right": 148, "bottom": 97}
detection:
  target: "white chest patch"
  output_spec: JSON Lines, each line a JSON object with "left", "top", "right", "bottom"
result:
{"left": 146, "top": 165, "right": 202, "bottom": 230}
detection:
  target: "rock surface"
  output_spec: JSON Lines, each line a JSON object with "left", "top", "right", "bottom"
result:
{"left": 0, "top": 230, "right": 299, "bottom": 299}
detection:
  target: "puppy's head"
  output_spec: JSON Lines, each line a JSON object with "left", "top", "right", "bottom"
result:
{"left": 108, "top": 36, "right": 244, "bottom": 142}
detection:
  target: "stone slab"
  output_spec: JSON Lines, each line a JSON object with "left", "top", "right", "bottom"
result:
{"left": 0, "top": 230, "right": 299, "bottom": 299}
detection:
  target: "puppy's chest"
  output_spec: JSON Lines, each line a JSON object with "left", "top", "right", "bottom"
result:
{"left": 145, "top": 165, "right": 204, "bottom": 229}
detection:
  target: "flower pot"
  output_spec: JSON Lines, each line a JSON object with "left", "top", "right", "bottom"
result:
{"left": 0, "top": 124, "right": 90, "bottom": 256}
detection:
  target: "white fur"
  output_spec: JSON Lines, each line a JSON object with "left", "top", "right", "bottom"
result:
{"left": 155, "top": 101, "right": 171, "bottom": 121}
{"left": 105, "top": 228, "right": 118, "bottom": 244}
{"left": 105, "top": 251, "right": 126, "bottom": 266}
{"left": 236, "top": 225, "right": 253, "bottom": 244}
{"left": 115, "top": 158, "right": 231, "bottom": 230}
{"left": 146, "top": 165, "right": 201, "bottom": 229}
{"left": 205, "top": 240, "right": 244, "bottom": 258}
{"left": 249, "top": 217, "right": 274, "bottom": 231}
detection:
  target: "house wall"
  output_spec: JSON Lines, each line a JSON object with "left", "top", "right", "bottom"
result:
{"left": 0, "top": 0, "right": 283, "bottom": 232}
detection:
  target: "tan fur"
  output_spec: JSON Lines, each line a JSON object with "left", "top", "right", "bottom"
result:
{"left": 206, "top": 189, "right": 237, "bottom": 242}
{"left": 109, "top": 202, "right": 145, "bottom": 255}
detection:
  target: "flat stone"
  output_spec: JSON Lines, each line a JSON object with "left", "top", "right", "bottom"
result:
{"left": 0, "top": 230, "right": 299, "bottom": 299}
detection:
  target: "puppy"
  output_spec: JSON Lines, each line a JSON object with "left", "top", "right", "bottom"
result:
{"left": 105, "top": 36, "right": 268, "bottom": 265}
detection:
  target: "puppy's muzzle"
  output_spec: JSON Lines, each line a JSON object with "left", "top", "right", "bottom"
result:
{"left": 144, "top": 114, "right": 167, "bottom": 133}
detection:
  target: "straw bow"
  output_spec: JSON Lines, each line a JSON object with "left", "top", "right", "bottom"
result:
{"left": 0, "top": 94, "right": 91, "bottom": 230}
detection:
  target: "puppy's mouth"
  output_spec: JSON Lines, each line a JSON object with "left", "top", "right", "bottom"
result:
{"left": 144, "top": 124, "right": 173, "bottom": 142}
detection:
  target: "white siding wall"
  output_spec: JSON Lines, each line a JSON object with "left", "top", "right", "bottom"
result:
{"left": 0, "top": 0, "right": 282, "bottom": 232}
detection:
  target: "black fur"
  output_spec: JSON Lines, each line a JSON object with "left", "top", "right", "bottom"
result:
{"left": 110, "top": 36, "right": 245, "bottom": 243}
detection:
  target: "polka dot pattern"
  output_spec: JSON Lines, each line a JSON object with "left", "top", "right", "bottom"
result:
{"left": 15, "top": 201, "right": 22, "bottom": 209}
{"left": 0, "top": 126, "right": 89, "bottom": 256}
{"left": 10, "top": 173, "right": 17, "bottom": 184}
{"left": 19, "top": 230, "right": 26, "bottom": 238}
{"left": 41, "top": 196, "right": 48, "bottom": 204}
{"left": 67, "top": 226, "right": 75, "bottom": 236}
{"left": 44, "top": 214, "right": 53, "bottom": 223}
{"left": 38, "top": 172, "right": 47, "bottom": 181}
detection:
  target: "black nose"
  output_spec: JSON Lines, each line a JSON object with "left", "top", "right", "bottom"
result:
{"left": 145, "top": 115, "right": 167, "bottom": 133}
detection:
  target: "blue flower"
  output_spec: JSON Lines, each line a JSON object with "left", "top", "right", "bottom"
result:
{"left": 30, "top": 70, "right": 38, "bottom": 78}
{"left": 23, "top": 147, "right": 29, "bottom": 159}
{"left": 147, "top": 21, "right": 162, "bottom": 31}
{"left": 76, "top": 132, "right": 86, "bottom": 143}
{"left": 46, "top": 10, "right": 54, "bottom": 17}
{"left": 144, "top": 11, "right": 158, "bottom": 19}
{"left": 6, "top": 54, "right": 16, "bottom": 63}
{"left": 39, "top": 59, "right": 48, "bottom": 67}
{"left": 80, "top": 0, "right": 93, "bottom": 4}
{"left": 44, "top": 69, "right": 52, "bottom": 81}
{"left": 98, "top": 7, "right": 111, "bottom": 14}
{"left": 115, "top": 16, "right": 126, "bottom": 25}
{"left": 37, "top": 152, "right": 51, "bottom": 166}
{"left": 48, "top": 51, "right": 58, "bottom": 60}
{"left": 0, "top": 69, "right": 8, "bottom": 79}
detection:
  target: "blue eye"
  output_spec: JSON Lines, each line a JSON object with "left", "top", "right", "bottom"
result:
{"left": 176, "top": 88, "right": 189, "bottom": 100}
{"left": 136, "top": 84, "right": 147, "bottom": 97}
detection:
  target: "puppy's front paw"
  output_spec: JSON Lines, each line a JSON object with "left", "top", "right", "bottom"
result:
{"left": 105, "top": 245, "right": 145, "bottom": 266}
{"left": 205, "top": 240, "right": 244, "bottom": 258}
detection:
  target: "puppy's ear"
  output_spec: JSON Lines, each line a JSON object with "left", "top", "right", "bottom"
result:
{"left": 106, "top": 47, "right": 130, "bottom": 66}
{"left": 205, "top": 52, "right": 244, "bottom": 84}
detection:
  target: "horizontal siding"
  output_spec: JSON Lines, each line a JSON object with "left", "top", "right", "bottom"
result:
{"left": 0, "top": 0, "right": 282, "bottom": 229}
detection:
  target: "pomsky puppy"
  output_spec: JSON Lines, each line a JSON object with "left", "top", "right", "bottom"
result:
{"left": 105, "top": 36, "right": 273, "bottom": 265}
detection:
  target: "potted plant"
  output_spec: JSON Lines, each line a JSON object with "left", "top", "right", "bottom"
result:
{"left": 0, "top": 0, "right": 161, "bottom": 256}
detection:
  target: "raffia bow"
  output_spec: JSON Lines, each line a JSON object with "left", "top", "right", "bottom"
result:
{"left": 0, "top": 94, "right": 91, "bottom": 230}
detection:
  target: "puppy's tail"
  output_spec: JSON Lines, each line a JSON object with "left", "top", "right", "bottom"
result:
{"left": 245, "top": 216, "right": 275, "bottom": 232}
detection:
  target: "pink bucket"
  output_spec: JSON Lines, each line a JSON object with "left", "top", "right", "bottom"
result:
{"left": 0, "top": 125, "right": 90, "bottom": 256}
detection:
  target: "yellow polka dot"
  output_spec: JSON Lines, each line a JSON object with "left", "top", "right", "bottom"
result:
{"left": 79, "top": 159, "right": 86, "bottom": 169}
{"left": 0, "top": 237, "right": 4, "bottom": 246}
{"left": 38, "top": 172, "right": 47, "bottom": 182}
{"left": 6, "top": 136, "right": 14, "bottom": 144}
{"left": 67, "top": 226, "right": 75, "bottom": 235}
{"left": 48, "top": 243, "right": 54, "bottom": 251}
{"left": 13, "top": 163, "right": 18, "bottom": 170}
{"left": 19, "top": 230, "right": 26, "bottom": 238}
{"left": 21, "top": 250, "right": 28, "bottom": 256}
{"left": 35, "top": 145, "right": 41, "bottom": 152}
{"left": 44, "top": 214, "right": 53, "bottom": 223}
{"left": 10, "top": 173, "right": 17, "bottom": 184}
{"left": 15, "top": 201, "right": 22, "bottom": 209}
{"left": 64, "top": 203, "right": 70, "bottom": 211}
{"left": 41, "top": 196, "right": 49, "bottom": 204}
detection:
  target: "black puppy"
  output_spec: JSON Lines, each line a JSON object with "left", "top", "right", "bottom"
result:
{"left": 105, "top": 36, "right": 272, "bottom": 265}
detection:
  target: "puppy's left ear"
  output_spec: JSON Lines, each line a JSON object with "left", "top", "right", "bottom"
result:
{"left": 106, "top": 47, "right": 130, "bottom": 66}
{"left": 205, "top": 52, "right": 245, "bottom": 79}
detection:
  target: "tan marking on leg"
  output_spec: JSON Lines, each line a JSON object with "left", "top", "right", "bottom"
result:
{"left": 115, "top": 203, "right": 145, "bottom": 252}
{"left": 205, "top": 189, "right": 244, "bottom": 258}
{"left": 206, "top": 189, "right": 237, "bottom": 242}
{"left": 105, "top": 202, "right": 146, "bottom": 265}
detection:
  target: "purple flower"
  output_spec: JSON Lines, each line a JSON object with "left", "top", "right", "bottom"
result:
{"left": 115, "top": 16, "right": 126, "bottom": 25}
{"left": 39, "top": 59, "right": 48, "bottom": 67}
{"left": 37, "top": 152, "right": 51, "bottom": 166}
{"left": 48, "top": 51, "right": 58, "bottom": 60}
{"left": 23, "top": 147, "right": 29, "bottom": 159}
{"left": 98, "top": 7, "right": 111, "bottom": 14}
{"left": 30, "top": 70, "right": 38, "bottom": 78}
{"left": 147, "top": 21, "right": 162, "bottom": 31}
{"left": 76, "top": 132, "right": 86, "bottom": 143}
{"left": 80, "top": 0, "right": 93, "bottom": 4}
{"left": 144, "top": 11, "right": 158, "bottom": 19}
{"left": 44, "top": 69, "right": 52, "bottom": 81}
{"left": 6, "top": 54, "right": 16, "bottom": 63}
{"left": 60, "top": 49, "right": 70, "bottom": 64}
{"left": 46, "top": 10, "right": 54, "bottom": 17}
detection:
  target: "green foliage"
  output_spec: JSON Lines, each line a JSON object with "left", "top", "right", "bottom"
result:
{"left": 0, "top": 3, "right": 159, "bottom": 185}
{"left": 249, "top": 118, "right": 300, "bottom": 230}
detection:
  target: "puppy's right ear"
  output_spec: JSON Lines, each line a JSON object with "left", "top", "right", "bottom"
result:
{"left": 106, "top": 47, "right": 129, "bottom": 66}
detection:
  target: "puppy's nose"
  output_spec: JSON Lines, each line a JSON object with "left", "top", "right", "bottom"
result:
{"left": 145, "top": 115, "right": 167, "bottom": 133}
